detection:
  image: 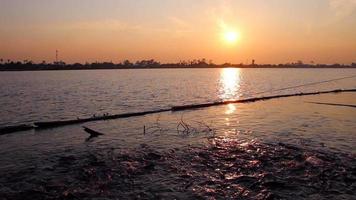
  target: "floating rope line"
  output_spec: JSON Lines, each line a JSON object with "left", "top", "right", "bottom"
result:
{"left": 305, "top": 102, "right": 356, "bottom": 108}
{"left": 248, "top": 74, "right": 356, "bottom": 97}
{"left": 171, "top": 89, "right": 356, "bottom": 111}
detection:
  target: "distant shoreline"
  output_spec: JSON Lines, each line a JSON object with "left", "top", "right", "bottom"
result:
{"left": 1, "top": 65, "right": 356, "bottom": 72}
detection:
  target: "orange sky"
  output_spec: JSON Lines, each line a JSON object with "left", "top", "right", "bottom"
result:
{"left": 1, "top": 0, "right": 356, "bottom": 64}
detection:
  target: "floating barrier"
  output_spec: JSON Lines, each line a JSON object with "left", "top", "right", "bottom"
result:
{"left": 1, "top": 89, "right": 355, "bottom": 135}
{"left": 34, "top": 109, "right": 171, "bottom": 129}
{"left": 0, "top": 124, "right": 35, "bottom": 135}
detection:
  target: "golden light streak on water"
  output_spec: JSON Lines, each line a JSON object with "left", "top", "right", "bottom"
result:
{"left": 219, "top": 68, "right": 241, "bottom": 100}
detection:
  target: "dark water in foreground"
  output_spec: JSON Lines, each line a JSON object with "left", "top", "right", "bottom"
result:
{"left": 1, "top": 138, "right": 355, "bottom": 200}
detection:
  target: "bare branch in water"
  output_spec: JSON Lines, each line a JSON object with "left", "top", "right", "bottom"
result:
{"left": 177, "top": 115, "right": 215, "bottom": 136}
{"left": 143, "top": 115, "right": 164, "bottom": 135}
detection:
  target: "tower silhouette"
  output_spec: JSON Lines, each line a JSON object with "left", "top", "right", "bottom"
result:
{"left": 56, "top": 50, "right": 58, "bottom": 63}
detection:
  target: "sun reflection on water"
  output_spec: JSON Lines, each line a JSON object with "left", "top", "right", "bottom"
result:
{"left": 225, "top": 104, "right": 236, "bottom": 115}
{"left": 219, "top": 68, "right": 241, "bottom": 100}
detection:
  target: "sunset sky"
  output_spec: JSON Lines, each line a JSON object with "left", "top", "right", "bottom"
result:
{"left": 1, "top": 0, "right": 356, "bottom": 64}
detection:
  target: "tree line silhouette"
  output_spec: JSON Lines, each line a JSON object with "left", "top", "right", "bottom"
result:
{"left": 0, "top": 58, "right": 355, "bottom": 71}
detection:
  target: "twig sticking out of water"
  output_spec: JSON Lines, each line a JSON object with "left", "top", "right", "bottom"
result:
{"left": 177, "top": 115, "right": 216, "bottom": 136}
{"left": 143, "top": 115, "right": 164, "bottom": 135}
{"left": 177, "top": 115, "right": 196, "bottom": 135}
{"left": 192, "top": 120, "right": 216, "bottom": 136}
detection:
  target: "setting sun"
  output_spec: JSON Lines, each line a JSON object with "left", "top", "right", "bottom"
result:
{"left": 223, "top": 31, "right": 240, "bottom": 44}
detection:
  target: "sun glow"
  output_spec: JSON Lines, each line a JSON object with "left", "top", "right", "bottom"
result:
{"left": 224, "top": 31, "right": 240, "bottom": 44}
{"left": 218, "top": 20, "right": 241, "bottom": 45}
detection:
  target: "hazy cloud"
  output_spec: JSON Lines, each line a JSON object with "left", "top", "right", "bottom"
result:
{"left": 169, "top": 17, "right": 189, "bottom": 28}
{"left": 62, "top": 19, "right": 142, "bottom": 32}
{"left": 329, "top": 0, "right": 356, "bottom": 18}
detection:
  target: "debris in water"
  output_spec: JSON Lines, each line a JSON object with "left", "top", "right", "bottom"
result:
{"left": 83, "top": 126, "right": 105, "bottom": 141}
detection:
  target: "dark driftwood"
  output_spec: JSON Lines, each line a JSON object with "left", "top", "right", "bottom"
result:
{"left": 83, "top": 126, "right": 104, "bottom": 137}
{"left": 83, "top": 126, "right": 105, "bottom": 141}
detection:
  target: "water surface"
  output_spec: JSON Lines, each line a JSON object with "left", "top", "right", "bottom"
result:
{"left": 0, "top": 68, "right": 355, "bottom": 127}
{"left": 0, "top": 68, "right": 356, "bottom": 199}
